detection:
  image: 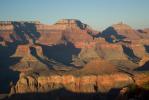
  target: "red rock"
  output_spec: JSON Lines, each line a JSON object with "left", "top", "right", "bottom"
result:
{"left": 12, "top": 73, "right": 133, "bottom": 94}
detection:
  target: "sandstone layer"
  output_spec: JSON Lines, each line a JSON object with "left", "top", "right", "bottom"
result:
{"left": 10, "top": 73, "right": 133, "bottom": 95}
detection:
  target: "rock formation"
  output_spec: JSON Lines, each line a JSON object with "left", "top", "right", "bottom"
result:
{"left": 0, "top": 20, "right": 149, "bottom": 100}
{"left": 11, "top": 73, "right": 133, "bottom": 94}
{"left": 101, "top": 22, "right": 140, "bottom": 42}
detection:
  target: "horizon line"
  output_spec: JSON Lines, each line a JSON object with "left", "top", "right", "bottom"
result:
{"left": 0, "top": 19, "right": 148, "bottom": 31}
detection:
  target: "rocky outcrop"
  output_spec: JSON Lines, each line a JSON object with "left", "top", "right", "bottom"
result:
{"left": 139, "top": 55, "right": 149, "bottom": 66}
{"left": 130, "top": 44, "right": 147, "bottom": 58}
{"left": 11, "top": 44, "right": 49, "bottom": 73}
{"left": 54, "top": 19, "right": 87, "bottom": 30}
{"left": 0, "top": 21, "right": 41, "bottom": 44}
{"left": 102, "top": 23, "right": 140, "bottom": 42}
{"left": 116, "top": 73, "right": 149, "bottom": 100}
{"left": 96, "top": 42, "right": 127, "bottom": 60}
{"left": 100, "top": 23, "right": 149, "bottom": 64}
{"left": 77, "top": 43, "right": 99, "bottom": 61}
{"left": 78, "top": 59, "right": 117, "bottom": 75}
{"left": 10, "top": 73, "right": 134, "bottom": 95}
{"left": 0, "top": 20, "right": 148, "bottom": 65}
{"left": 133, "top": 74, "right": 149, "bottom": 86}
{"left": 35, "top": 19, "right": 94, "bottom": 45}
{"left": 12, "top": 45, "right": 43, "bottom": 59}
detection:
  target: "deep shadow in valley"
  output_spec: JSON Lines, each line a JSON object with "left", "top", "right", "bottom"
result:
{"left": 101, "top": 27, "right": 126, "bottom": 43}
{"left": 122, "top": 45, "right": 141, "bottom": 63}
{"left": 0, "top": 43, "right": 20, "bottom": 93}
{"left": 38, "top": 42, "right": 81, "bottom": 66}
{"left": 3, "top": 88, "right": 121, "bottom": 100}
{"left": 144, "top": 45, "right": 149, "bottom": 54}
{"left": 135, "top": 61, "right": 149, "bottom": 71}
{"left": 0, "top": 22, "right": 41, "bottom": 93}
{"left": 3, "top": 87, "right": 149, "bottom": 100}
{"left": 11, "top": 22, "right": 40, "bottom": 44}
{"left": 29, "top": 46, "right": 53, "bottom": 69}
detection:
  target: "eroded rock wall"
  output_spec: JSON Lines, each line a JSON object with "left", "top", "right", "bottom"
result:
{"left": 11, "top": 73, "right": 134, "bottom": 95}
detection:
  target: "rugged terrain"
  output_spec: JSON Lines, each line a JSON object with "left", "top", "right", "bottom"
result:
{"left": 0, "top": 19, "right": 149, "bottom": 100}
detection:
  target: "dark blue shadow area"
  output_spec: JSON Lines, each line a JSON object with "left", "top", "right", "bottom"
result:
{"left": 144, "top": 45, "right": 149, "bottom": 54}
{"left": 3, "top": 88, "right": 121, "bottom": 100}
{"left": 29, "top": 46, "right": 53, "bottom": 69}
{"left": 101, "top": 27, "right": 126, "bottom": 43}
{"left": 122, "top": 45, "right": 141, "bottom": 63}
{"left": 0, "top": 43, "right": 20, "bottom": 93}
{"left": 11, "top": 22, "right": 41, "bottom": 44}
{"left": 135, "top": 61, "right": 149, "bottom": 71}
{"left": 38, "top": 42, "right": 81, "bottom": 66}
{"left": 0, "top": 22, "right": 42, "bottom": 93}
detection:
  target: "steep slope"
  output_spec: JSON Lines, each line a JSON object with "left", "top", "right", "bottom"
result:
{"left": 101, "top": 23, "right": 149, "bottom": 66}
{"left": 0, "top": 19, "right": 97, "bottom": 70}
{"left": 0, "top": 20, "right": 95, "bottom": 46}
{"left": 137, "top": 28, "right": 149, "bottom": 39}
{"left": 10, "top": 73, "right": 133, "bottom": 94}
{"left": 101, "top": 23, "right": 140, "bottom": 42}
{"left": 36, "top": 19, "right": 94, "bottom": 45}
{"left": 10, "top": 45, "right": 50, "bottom": 74}
{"left": 0, "top": 21, "right": 40, "bottom": 44}
{"left": 76, "top": 59, "right": 117, "bottom": 75}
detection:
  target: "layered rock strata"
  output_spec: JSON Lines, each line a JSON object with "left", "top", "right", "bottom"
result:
{"left": 10, "top": 73, "right": 134, "bottom": 95}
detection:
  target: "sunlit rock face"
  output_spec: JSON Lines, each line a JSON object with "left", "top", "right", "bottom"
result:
{"left": 11, "top": 45, "right": 43, "bottom": 59}
{"left": 100, "top": 23, "right": 149, "bottom": 65}
{"left": 10, "top": 44, "right": 49, "bottom": 73}
{"left": 96, "top": 43, "right": 127, "bottom": 60}
{"left": 130, "top": 44, "right": 147, "bottom": 58}
{"left": 11, "top": 73, "right": 133, "bottom": 94}
{"left": 114, "top": 73, "right": 149, "bottom": 100}
{"left": 54, "top": 19, "right": 88, "bottom": 30}
{"left": 34, "top": 19, "right": 94, "bottom": 45}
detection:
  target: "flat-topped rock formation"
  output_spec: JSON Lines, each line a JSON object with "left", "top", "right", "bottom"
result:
{"left": 54, "top": 19, "right": 87, "bottom": 29}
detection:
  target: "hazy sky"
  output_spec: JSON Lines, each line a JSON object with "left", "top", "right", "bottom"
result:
{"left": 0, "top": 0, "right": 149, "bottom": 30}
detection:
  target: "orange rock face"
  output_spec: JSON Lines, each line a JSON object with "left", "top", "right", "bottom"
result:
{"left": 96, "top": 43, "right": 127, "bottom": 60}
{"left": 79, "top": 59, "right": 117, "bottom": 74}
{"left": 110, "top": 23, "right": 140, "bottom": 40}
{"left": 12, "top": 73, "right": 133, "bottom": 94}
{"left": 134, "top": 74, "right": 149, "bottom": 86}
{"left": 12, "top": 45, "right": 43, "bottom": 61}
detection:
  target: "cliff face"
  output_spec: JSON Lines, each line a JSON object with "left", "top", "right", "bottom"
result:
{"left": 0, "top": 19, "right": 93, "bottom": 45}
{"left": 96, "top": 42, "right": 127, "bottom": 60}
{"left": 10, "top": 73, "right": 133, "bottom": 95}
{"left": 99, "top": 23, "right": 149, "bottom": 68}
{"left": 35, "top": 19, "right": 93, "bottom": 45}
{"left": 7, "top": 73, "right": 149, "bottom": 100}
{"left": 116, "top": 73, "right": 149, "bottom": 100}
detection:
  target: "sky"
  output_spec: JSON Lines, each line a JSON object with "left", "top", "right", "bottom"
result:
{"left": 0, "top": 0, "right": 149, "bottom": 30}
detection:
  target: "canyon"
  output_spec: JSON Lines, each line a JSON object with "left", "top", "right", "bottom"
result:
{"left": 0, "top": 19, "right": 149, "bottom": 100}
